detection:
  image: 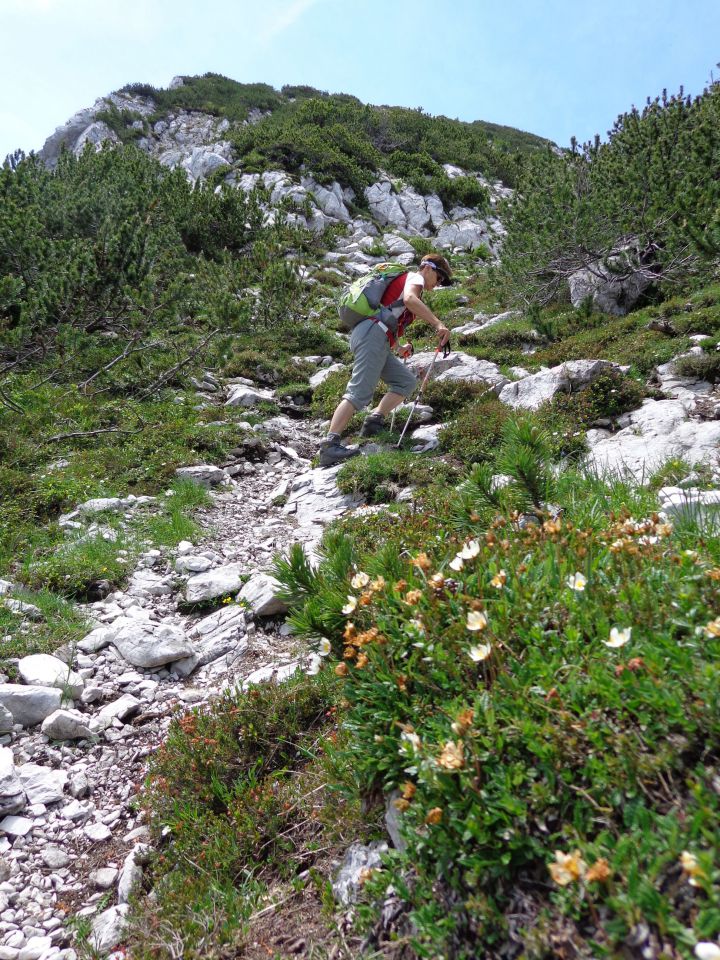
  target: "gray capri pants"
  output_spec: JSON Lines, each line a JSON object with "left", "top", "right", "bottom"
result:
{"left": 343, "top": 318, "right": 417, "bottom": 410}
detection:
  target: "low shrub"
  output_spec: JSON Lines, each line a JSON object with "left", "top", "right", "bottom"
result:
{"left": 674, "top": 350, "right": 720, "bottom": 383}
{"left": 423, "top": 378, "right": 498, "bottom": 418}
{"left": 337, "top": 451, "right": 459, "bottom": 503}
{"left": 439, "top": 394, "right": 510, "bottom": 465}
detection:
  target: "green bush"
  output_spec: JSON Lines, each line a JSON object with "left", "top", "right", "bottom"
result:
{"left": 674, "top": 350, "right": 720, "bottom": 383}
{"left": 423, "top": 378, "right": 499, "bottom": 418}
{"left": 337, "top": 451, "right": 459, "bottom": 503}
{"left": 439, "top": 395, "right": 511, "bottom": 465}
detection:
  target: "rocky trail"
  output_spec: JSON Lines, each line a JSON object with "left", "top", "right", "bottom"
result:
{"left": 0, "top": 401, "right": 375, "bottom": 960}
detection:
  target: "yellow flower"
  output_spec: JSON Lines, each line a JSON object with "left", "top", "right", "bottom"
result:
{"left": 468, "top": 643, "right": 492, "bottom": 662}
{"left": 548, "top": 850, "right": 587, "bottom": 886}
{"left": 704, "top": 618, "right": 720, "bottom": 638}
{"left": 490, "top": 570, "right": 507, "bottom": 589}
{"left": 351, "top": 572, "right": 370, "bottom": 589}
{"left": 681, "top": 850, "right": 706, "bottom": 886}
{"left": 449, "top": 555, "right": 465, "bottom": 572}
{"left": 466, "top": 610, "right": 488, "bottom": 632}
{"left": 459, "top": 540, "right": 481, "bottom": 560}
{"left": 605, "top": 626, "right": 632, "bottom": 648}
{"left": 566, "top": 572, "right": 587, "bottom": 592}
{"left": 424, "top": 807, "right": 443, "bottom": 825}
{"left": 341, "top": 596, "right": 357, "bottom": 615}
{"left": 437, "top": 740, "right": 465, "bottom": 771}
{"left": 404, "top": 589, "right": 423, "bottom": 605}
{"left": 412, "top": 552, "right": 432, "bottom": 571}
{"left": 370, "top": 576, "right": 386, "bottom": 593}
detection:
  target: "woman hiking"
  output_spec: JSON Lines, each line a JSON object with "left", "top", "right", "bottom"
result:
{"left": 319, "top": 253, "right": 452, "bottom": 467}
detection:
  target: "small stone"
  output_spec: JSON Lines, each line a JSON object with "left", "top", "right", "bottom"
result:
{"left": 41, "top": 846, "right": 70, "bottom": 870}
{"left": 0, "top": 816, "right": 33, "bottom": 837}
{"left": 83, "top": 822, "right": 112, "bottom": 842}
{"left": 90, "top": 867, "right": 118, "bottom": 890}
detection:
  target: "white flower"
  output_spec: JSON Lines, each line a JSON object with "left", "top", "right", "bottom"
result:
{"left": 317, "top": 638, "right": 332, "bottom": 657}
{"left": 566, "top": 572, "right": 587, "bottom": 592}
{"left": 342, "top": 596, "right": 357, "bottom": 615}
{"left": 695, "top": 944, "right": 720, "bottom": 960}
{"left": 351, "top": 571, "right": 370, "bottom": 589}
{"left": 466, "top": 610, "right": 488, "bottom": 632}
{"left": 305, "top": 654, "right": 322, "bottom": 676}
{"left": 605, "top": 626, "right": 631, "bottom": 648}
{"left": 460, "top": 540, "right": 480, "bottom": 560}
{"left": 408, "top": 618, "right": 425, "bottom": 635}
{"left": 469, "top": 643, "right": 492, "bottom": 662}
{"left": 449, "top": 555, "right": 464, "bottom": 572}
{"left": 400, "top": 731, "right": 421, "bottom": 752}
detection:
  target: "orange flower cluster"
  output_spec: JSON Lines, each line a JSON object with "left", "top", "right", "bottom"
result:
{"left": 549, "top": 850, "right": 611, "bottom": 886}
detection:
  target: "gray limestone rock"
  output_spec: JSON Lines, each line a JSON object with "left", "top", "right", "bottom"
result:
{"left": 332, "top": 841, "right": 388, "bottom": 905}
{"left": 175, "top": 465, "right": 226, "bottom": 487}
{"left": 0, "top": 748, "right": 25, "bottom": 816}
{"left": 17, "top": 764, "right": 67, "bottom": 805}
{"left": 225, "top": 385, "right": 275, "bottom": 408}
{"left": 499, "top": 360, "right": 616, "bottom": 411}
{"left": 568, "top": 242, "right": 653, "bottom": 316}
{"left": 109, "top": 617, "right": 195, "bottom": 668}
{"left": 41, "top": 709, "right": 94, "bottom": 741}
{"left": 185, "top": 563, "right": 245, "bottom": 603}
{"left": 237, "top": 574, "right": 288, "bottom": 618}
{"left": 0, "top": 685, "right": 62, "bottom": 728}
{"left": 17, "top": 655, "right": 84, "bottom": 699}
{"left": 189, "top": 605, "right": 247, "bottom": 665}
{"left": 90, "top": 904, "right": 128, "bottom": 953}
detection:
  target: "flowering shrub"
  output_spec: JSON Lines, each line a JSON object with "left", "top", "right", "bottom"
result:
{"left": 277, "top": 468, "right": 720, "bottom": 956}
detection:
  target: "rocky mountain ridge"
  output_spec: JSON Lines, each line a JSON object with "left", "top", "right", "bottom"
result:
{"left": 38, "top": 82, "right": 511, "bottom": 256}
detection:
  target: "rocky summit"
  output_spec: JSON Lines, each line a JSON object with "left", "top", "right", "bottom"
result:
{"left": 2, "top": 72, "right": 720, "bottom": 959}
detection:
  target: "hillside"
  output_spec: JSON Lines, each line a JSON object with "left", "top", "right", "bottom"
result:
{"left": 0, "top": 74, "right": 719, "bottom": 960}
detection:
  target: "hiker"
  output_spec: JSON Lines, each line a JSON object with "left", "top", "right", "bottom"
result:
{"left": 319, "top": 254, "right": 453, "bottom": 467}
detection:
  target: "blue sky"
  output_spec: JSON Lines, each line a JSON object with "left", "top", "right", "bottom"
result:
{"left": 1, "top": 0, "right": 718, "bottom": 161}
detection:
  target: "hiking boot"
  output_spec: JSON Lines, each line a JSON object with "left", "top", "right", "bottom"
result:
{"left": 319, "top": 435, "right": 361, "bottom": 467}
{"left": 359, "top": 413, "right": 386, "bottom": 437}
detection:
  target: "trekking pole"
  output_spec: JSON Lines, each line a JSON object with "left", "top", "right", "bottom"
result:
{"left": 396, "top": 341, "right": 450, "bottom": 449}
{"left": 390, "top": 344, "right": 413, "bottom": 434}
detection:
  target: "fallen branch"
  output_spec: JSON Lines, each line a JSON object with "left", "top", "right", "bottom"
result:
{"left": 44, "top": 418, "right": 146, "bottom": 444}
{"left": 136, "top": 328, "right": 219, "bottom": 401}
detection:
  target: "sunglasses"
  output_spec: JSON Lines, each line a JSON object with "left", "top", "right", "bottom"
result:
{"left": 425, "top": 262, "right": 450, "bottom": 285}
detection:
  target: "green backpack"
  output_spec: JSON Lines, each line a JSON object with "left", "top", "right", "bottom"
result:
{"left": 337, "top": 262, "right": 408, "bottom": 332}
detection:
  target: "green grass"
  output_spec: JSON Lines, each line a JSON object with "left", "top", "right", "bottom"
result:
{"left": 0, "top": 588, "right": 89, "bottom": 666}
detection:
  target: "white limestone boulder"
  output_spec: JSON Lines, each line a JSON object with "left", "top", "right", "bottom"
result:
{"left": 90, "top": 904, "right": 128, "bottom": 953}
{"left": 175, "top": 465, "right": 226, "bottom": 487}
{"left": 225, "top": 385, "right": 276, "bottom": 408}
{"left": 499, "top": 360, "right": 616, "bottom": 411}
{"left": 185, "top": 562, "right": 245, "bottom": 603}
{"left": 586, "top": 399, "right": 720, "bottom": 482}
{"left": 17, "top": 654, "right": 84, "bottom": 699}
{"left": 0, "top": 685, "right": 62, "bottom": 728}
{"left": 0, "top": 748, "right": 26, "bottom": 816}
{"left": 189, "top": 605, "right": 247, "bottom": 665}
{"left": 41, "top": 709, "right": 94, "bottom": 741}
{"left": 309, "top": 363, "right": 346, "bottom": 390}
{"left": 18, "top": 763, "right": 67, "bottom": 805}
{"left": 238, "top": 574, "right": 288, "bottom": 617}
{"left": 108, "top": 616, "right": 195, "bottom": 668}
